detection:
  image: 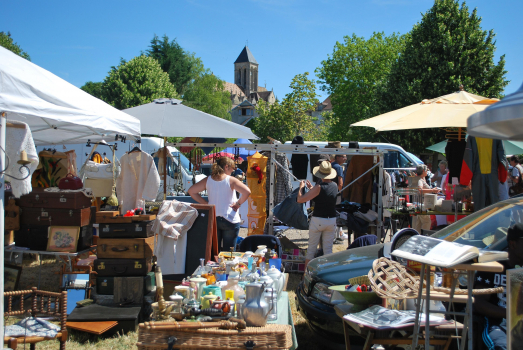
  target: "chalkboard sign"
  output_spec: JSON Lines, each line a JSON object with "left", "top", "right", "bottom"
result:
{"left": 163, "top": 204, "right": 218, "bottom": 281}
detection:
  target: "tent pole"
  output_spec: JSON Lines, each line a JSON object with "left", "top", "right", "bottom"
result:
{"left": 0, "top": 111, "right": 6, "bottom": 342}
{"left": 163, "top": 137, "right": 167, "bottom": 201}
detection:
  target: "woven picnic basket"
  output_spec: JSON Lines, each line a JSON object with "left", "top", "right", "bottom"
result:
{"left": 136, "top": 323, "right": 293, "bottom": 349}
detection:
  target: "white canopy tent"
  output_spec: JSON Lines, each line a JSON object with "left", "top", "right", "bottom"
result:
{"left": 0, "top": 47, "right": 141, "bottom": 145}
{"left": 0, "top": 46, "right": 142, "bottom": 341}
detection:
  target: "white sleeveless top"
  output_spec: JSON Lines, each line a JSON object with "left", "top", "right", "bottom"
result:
{"left": 206, "top": 175, "right": 241, "bottom": 224}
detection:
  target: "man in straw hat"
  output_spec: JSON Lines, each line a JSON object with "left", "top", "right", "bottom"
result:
{"left": 297, "top": 161, "right": 338, "bottom": 269}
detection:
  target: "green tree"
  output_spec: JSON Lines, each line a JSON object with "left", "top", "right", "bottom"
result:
{"left": 80, "top": 81, "right": 103, "bottom": 99}
{"left": 101, "top": 55, "right": 179, "bottom": 110}
{"left": 147, "top": 35, "right": 204, "bottom": 95}
{"left": 254, "top": 72, "right": 328, "bottom": 143}
{"left": 0, "top": 31, "right": 30, "bottom": 60}
{"left": 182, "top": 73, "right": 232, "bottom": 120}
{"left": 375, "top": 0, "right": 508, "bottom": 153}
{"left": 316, "top": 32, "right": 405, "bottom": 141}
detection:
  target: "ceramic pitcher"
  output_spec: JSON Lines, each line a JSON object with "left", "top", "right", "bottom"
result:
{"left": 242, "top": 282, "right": 273, "bottom": 327}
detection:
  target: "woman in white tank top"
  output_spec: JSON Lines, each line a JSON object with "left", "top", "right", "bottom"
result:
{"left": 188, "top": 157, "right": 251, "bottom": 251}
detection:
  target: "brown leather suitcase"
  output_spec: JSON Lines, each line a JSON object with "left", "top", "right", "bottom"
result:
{"left": 97, "top": 237, "right": 154, "bottom": 259}
{"left": 20, "top": 207, "right": 93, "bottom": 226}
{"left": 94, "top": 258, "right": 152, "bottom": 277}
{"left": 98, "top": 221, "right": 154, "bottom": 239}
{"left": 19, "top": 188, "right": 92, "bottom": 209}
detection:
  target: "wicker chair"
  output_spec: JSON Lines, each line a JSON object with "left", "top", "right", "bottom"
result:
{"left": 4, "top": 287, "right": 68, "bottom": 350}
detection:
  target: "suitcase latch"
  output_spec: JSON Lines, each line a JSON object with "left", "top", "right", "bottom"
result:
{"left": 101, "top": 244, "right": 107, "bottom": 252}
{"left": 69, "top": 210, "right": 73, "bottom": 217}
{"left": 102, "top": 226, "right": 109, "bottom": 232}
{"left": 98, "top": 262, "right": 105, "bottom": 270}
{"left": 134, "top": 244, "right": 139, "bottom": 252}
{"left": 35, "top": 195, "right": 39, "bottom": 201}
{"left": 60, "top": 197, "right": 67, "bottom": 203}
{"left": 135, "top": 224, "right": 142, "bottom": 232}
{"left": 134, "top": 261, "right": 142, "bottom": 269}
{"left": 41, "top": 211, "right": 49, "bottom": 217}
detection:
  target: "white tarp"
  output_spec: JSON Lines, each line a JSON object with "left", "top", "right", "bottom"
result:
{"left": 0, "top": 47, "right": 140, "bottom": 145}
{"left": 124, "top": 98, "right": 258, "bottom": 139}
{"left": 468, "top": 82, "right": 523, "bottom": 141}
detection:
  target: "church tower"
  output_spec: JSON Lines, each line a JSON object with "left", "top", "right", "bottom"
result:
{"left": 234, "top": 46, "right": 258, "bottom": 97}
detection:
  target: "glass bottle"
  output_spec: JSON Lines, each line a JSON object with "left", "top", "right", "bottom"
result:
{"left": 221, "top": 271, "right": 245, "bottom": 302}
{"left": 194, "top": 258, "right": 206, "bottom": 276}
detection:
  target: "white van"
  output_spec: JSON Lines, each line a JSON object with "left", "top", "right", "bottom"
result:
{"left": 36, "top": 137, "right": 206, "bottom": 198}
{"left": 283, "top": 141, "right": 422, "bottom": 187}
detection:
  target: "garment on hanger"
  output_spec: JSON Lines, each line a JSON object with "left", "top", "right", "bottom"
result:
{"left": 445, "top": 140, "right": 466, "bottom": 183}
{"left": 263, "top": 151, "right": 293, "bottom": 213}
{"left": 382, "top": 170, "right": 392, "bottom": 208}
{"left": 5, "top": 121, "right": 38, "bottom": 198}
{"left": 152, "top": 200, "right": 198, "bottom": 275}
{"left": 290, "top": 136, "right": 308, "bottom": 179}
{"left": 342, "top": 154, "right": 373, "bottom": 205}
{"left": 116, "top": 150, "right": 160, "bottom": 214}
{"left": 460, "top": 136, "right": 507, "bottom": 211}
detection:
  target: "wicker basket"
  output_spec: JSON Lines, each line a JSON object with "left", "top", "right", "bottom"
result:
{"left": 136, "top": 323, "right": 293, "bottom": 349}
{"left": 348, "top": 275, "right": 370, "bottom": 286}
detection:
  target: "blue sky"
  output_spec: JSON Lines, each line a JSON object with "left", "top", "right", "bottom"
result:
{"left": 3, "top": 0, "right": 522, "bottom": 102}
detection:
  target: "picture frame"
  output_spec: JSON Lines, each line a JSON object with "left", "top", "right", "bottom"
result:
{"left": 4, "top": 264, "right": 22, "bottom": 291}
{"left": 507, "top": 267, "right": 523, "bottom": 350}
{"left": 47, "top": 226, "right": 80, "bottom": 252}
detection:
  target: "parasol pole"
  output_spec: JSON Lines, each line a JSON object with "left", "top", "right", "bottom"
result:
{"left": 163, "top": 137, "right": 167, "bottom": 200}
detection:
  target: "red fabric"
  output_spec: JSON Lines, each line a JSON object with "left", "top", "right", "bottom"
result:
{"left": 460, "top": 160, "right": 473, "bottom": 186}
{"left": 498, "top": 162, "right": 508, "bottom": 183}
{"left": 251, "top": 165, "right": 263, "bottom": 183}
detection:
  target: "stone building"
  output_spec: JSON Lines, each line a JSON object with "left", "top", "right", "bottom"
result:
{"left": 224, "top": 46, "right": 276, "bottom": 125}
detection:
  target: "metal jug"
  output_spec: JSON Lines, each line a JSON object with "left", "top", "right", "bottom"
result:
{"left": 242, "top": 282, "right": 273, "bottom": 327}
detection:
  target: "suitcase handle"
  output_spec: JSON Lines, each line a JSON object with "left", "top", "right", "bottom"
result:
{"left": 112, "top": 266, "right": 128, "bottom": 274}
{"left": 111, "top": 246, "right": 129, "bottom": 252}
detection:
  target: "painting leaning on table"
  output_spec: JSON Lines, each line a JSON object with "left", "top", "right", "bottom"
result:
{"left": 47, "top": 226, "right": 80, "bottom": 252}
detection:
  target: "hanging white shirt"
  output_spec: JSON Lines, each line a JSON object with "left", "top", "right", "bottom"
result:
{"left": 116, "top": 151, "right": 160, "bottom": 214}
{"left": 6, "top": 121, "right": 38, "bottom": 198}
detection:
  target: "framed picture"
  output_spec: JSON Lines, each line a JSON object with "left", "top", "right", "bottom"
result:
{"left": 4, "top": 264, "right": 22, "bottom": 291}
{"left": 508, "top": 267, "right": 523, "bottom": 350}
{"left": 47, "top": 226, "right": 80, "bottom": 252}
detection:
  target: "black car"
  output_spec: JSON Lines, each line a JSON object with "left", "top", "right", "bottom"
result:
{"left": 296, "top": 197, "right": 522, "bottom": 337}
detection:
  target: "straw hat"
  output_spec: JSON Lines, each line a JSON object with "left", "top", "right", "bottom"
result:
{"left": 312, "top": 161, "right": 337, "bottom": 180}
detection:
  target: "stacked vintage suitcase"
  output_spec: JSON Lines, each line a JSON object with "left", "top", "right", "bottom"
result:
{"left": 93, "top": 212, "right": 156, "bottom": 306}
{"left": 16, "top": 188, "right": 94, "bottom": 251}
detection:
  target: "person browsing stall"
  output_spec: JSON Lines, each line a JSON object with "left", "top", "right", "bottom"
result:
{"left": 474, "top": 223, "right": 523, "bottom": 350}
{"left": 188, "top": 157, "right": 251, "bottom": 251}
{"left": 432, "top": 160, "right": 448, "bottom": 186}
{"left": 331, "top": 154, "right": 347, "bottom": 191}
{"left": 297, "top": 161, "right": 338, "bottom": 269}
{"left": 412, "top": 164, "right": 439, "bottom": 233}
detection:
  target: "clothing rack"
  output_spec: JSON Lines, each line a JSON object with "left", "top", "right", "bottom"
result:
{"left": 169, "top": 142, "right": 386, "bottom": 240}
{"left": 443, "top": 127, "right": 466, "bottom": 141}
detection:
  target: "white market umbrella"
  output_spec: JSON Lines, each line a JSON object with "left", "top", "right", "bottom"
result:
{"left": 124, "top": 98, "right": 258, "bottom": 139}
{"left": 351, "top": 89, "right": 498, "bottom": 131}
{"left": 468, "top": 82, "right": 523, "bottom": 140}
{"left": 0, "top": 47, "right": 141, "bottom": 145}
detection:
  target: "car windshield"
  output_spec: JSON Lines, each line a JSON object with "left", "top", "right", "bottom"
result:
{"left": 406, "top": 152, "right": 423, "bottom": 165}
{"left": 432, "top": 197, "right": 523, "bottom": 249}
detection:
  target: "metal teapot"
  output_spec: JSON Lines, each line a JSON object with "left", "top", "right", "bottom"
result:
{"left": 242, "top": 282, "right": 273, "bottom": 327}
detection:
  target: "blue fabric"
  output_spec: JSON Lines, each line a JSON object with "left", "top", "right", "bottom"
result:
{"left": 272, "top": 187, "right": 309, "bottom": 230}
{"left": 348, "top": 234, "right": 377, "bottom": 249}
{"left": 332, "top": 162, "right": 344, "bottom": 180}
{"left": 216, "top": 216, "right": 240, "bottom": 251}
{"left": 483, "top": 317, "right": 507, "bottom": 350}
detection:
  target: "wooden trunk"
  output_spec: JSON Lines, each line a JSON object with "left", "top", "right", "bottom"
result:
{"left": 19, "top": 188, "right": 92, "bottom": 209}
{"left": 94, "top": 258, "right": 152, "bottom": 277}
{"left": 97, "top": 237, "right": 154, "bottom": 259}
{"left": 20, "top": 207, "right": 94, "bottom": 226}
